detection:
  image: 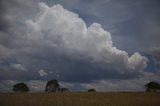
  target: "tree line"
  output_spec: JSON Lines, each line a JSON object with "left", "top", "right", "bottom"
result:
{"left": 12, "top": 80, "right": 160, "bottom": 93}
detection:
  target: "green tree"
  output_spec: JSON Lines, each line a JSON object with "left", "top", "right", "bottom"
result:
{"left": 45, "top": 79, "right": 60, "bottom": 92}
{"left": 88, "top": 89, "right": 96, "bottom": 92}
{"left": 145, "top": 81, "right": 160, "bottom": 92}
{"left": 13, "top": 83, "right": 29, "bottom": 92}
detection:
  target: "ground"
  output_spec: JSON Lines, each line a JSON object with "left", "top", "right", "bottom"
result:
{"left": 0, "top": 92, "right": 160, "bottom": 106}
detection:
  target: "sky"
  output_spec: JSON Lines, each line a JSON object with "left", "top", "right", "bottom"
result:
{"left": 0, "top": 0, "right": 160, "bottom": 92}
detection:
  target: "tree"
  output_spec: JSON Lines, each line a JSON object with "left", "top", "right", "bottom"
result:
{"left": 60, "top": 88, "right": 69, "bottom": 92}
{"left": 13, "top": 83, "right": 29, "bottom": 92}
{"left": 88, "top": 89, "right": 96, "bottom": 92}
{"left": 45, "top": 79, "right": 60, "bottom": 92}
{"left": 145, "top": 81, "right": 160, "bottom": 92}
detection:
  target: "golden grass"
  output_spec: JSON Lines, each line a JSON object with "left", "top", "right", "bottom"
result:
{"left": 0, "top": 92, "right": 160, "bottom": 106}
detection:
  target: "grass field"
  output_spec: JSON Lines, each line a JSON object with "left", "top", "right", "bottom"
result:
{"left": 0, "top": 92, "right": 160, "bottom": 106}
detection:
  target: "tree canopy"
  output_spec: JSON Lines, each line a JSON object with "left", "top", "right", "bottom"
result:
{"left": 145, "top": 81, "right": 160, "bottom": 92}
{"left": 45, "top": 79, "right": 60, "bottom": 92}
{"left": 88, "top": 89, "right": 96, "bottom": 92}
{"left": 13, "top": 83, "right": 30, "bottom": 92}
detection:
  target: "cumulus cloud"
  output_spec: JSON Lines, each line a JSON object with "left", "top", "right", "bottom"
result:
{"left": 1, "top": 1, "right": 160, "bottom": 92}
{"left": 0, "top": 2, "right": 148, "bottom": 84}
{"left": 25, "top": 2, "right": 148, "bottom": 74}
{"left": 38, "top": 69, "right": 48, "bottom": 76}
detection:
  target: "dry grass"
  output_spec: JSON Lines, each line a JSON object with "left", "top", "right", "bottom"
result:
{"left": 0, "top": 92, "right": 160, "bottom": 106}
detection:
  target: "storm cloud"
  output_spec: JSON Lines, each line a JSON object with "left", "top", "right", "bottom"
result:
{"left": 0, "top": 3, "right": 148, "bottom": 81}
{"left": 0, "top": 0, "right": 160, "bottom": 92}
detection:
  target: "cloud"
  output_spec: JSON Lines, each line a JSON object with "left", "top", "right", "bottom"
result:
{"left": 150, "top": 47, "right": 160, "bottom": 67}
{"left": 38, "top": 69, "right": 48, "bottom": 76}
{"left": 0, "top": 0, "right": 40, "bottom": 30}
{"left": 80, "top": 72, "right": 160, "bottom": 91}
{"left": 0, "top": 80, "right": 46, "bottom": 92}
{"left": 1, "top": 71, "right": 160, "bottom": 92}
{"left": 75, "top": 0, "right": 160, "bottom": 53}
{"left": 10, "top": 63, "right": 26, "bottom": 71}
{"left": 0, "top": 1, "right": 160, "bottom": 92}
{"left": 0, "top": 2, "right": 149, "bottom": 83}
{"left": 27, "top": 80, "right": 46, "bottom": 92}
{"left": 0, "top": 80, "right": 16, "bottom": 92}
{"left": 25, "top": 2, "right": 148, "bottom": 74}
{"left": 0, "top": 62, "right": 28, "bottom": 80}
{"left": 0, "top": 45, "right": 13, "bottom": 58}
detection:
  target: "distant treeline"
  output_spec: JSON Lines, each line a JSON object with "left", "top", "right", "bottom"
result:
{"left": 12, "top": 79, "right": 160, "bottom": 93}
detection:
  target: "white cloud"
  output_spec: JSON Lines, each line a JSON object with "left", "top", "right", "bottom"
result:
{"left": 10, "top": 63, "right": 26, "bottom": 71}
{"left": 38, "top": 69, "right": 48, "bottom": 76}
{"left": 128, "top": 52, "right": 148, "bottom": 71}
{"left": 25, "top": 2, "right": 148, "bottom": 74}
